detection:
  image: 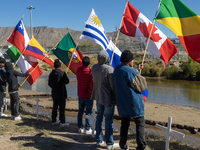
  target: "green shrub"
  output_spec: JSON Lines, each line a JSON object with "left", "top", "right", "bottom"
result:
{"left": 164, "top": 65, "right": 179, "bottom": 79}
{"left": 180, "top": 57, "right": 200, "bottom": 80}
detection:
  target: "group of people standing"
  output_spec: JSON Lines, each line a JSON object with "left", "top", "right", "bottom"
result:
{"left": 0, "top": 48, "right": 147, "bottom": 150}
{"left": 50, "top": 49, "right": 147, "bottom": 150}
{"left": 0, "top": 58, "right": 31, "bottom": 120}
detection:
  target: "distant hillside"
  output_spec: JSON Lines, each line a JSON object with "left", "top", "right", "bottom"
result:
{"left": 0, "top": 26, "right": 141, "bottom": 48}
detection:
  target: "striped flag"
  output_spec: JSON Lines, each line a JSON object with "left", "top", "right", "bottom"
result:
{"left": 80, "top": 8, "right": 121, "bottom": 68}
{"left": 106, "top": 40, "right": 121, "bottom": 68}
{"left": 24, "top": 36, "right": 54, "bottom": 67}
{"left": 155, "top": 0, "right": 200, "bottom": 63}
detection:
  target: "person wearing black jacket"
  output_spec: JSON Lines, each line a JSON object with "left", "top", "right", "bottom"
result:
{"left": 0, "top": 57, "right": 7, "bottom": 117}
{"left": 48, "top": 59, "right": 69, "bottom": 127}
{"left": 5, "top": 62, "right": 31, "bottom": 120}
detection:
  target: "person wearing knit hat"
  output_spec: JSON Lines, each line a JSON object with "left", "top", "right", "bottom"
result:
{"left": 48, "top": 59, "right": 69, "bottom": 127}
{"left": 54, "top": 59, "right": 61, "bottom": 69}
{"left": 113, "top": 50, "right": 147, "bottom": 150}
{"left": 120, "top": 50, "right": 134, "bottom": 63}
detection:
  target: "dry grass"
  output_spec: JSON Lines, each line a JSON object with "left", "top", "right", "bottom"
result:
{"left": 0, "top": 107, "right": 198, "bottom": 150}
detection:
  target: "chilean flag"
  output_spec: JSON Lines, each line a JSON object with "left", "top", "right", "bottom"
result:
{"left": 7, "top": 19, "right": 43, "bottom": 85}
{"left": 7, "top": 19, "right": 29, "bottom": 52}
{"left": 119, "top": 2, "right": 178, "bottom": 69}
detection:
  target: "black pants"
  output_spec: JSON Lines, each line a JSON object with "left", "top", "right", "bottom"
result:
{"left": 52, "top": 97, "right": 66, "bottom": 123}
{"left": 120, "top": 116, "right": 146, "bottom": 150}
{"left": 10, "top": 92, "right": 20, "bottom": 117}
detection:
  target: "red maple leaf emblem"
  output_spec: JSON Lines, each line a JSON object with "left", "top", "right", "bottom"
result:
{"left": 138, "top": 22, "right": 162, "bottom": 42}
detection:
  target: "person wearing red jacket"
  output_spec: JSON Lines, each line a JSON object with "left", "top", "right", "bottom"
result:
{"left": 76, "top": 56, "right": 94, "bottom": 134}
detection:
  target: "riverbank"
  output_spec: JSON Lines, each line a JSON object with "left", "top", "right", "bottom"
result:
{"left": 7, "top": 89, "right": 200, "bottom": 134}
{"left": 3, "top": 89, "right": 200, "bottom": 149}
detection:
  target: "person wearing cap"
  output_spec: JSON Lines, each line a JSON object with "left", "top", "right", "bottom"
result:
{"left": 113, "top": 50, "right": 147, "bottom": 150}
{"left": 0, "top": 57, "right": 7, "bottom": 117}
{"left": 48, "top": 59, "right": 69, "bottom": 127}
{"left": 91, "top": 50, "right": 119, "bottom": 149}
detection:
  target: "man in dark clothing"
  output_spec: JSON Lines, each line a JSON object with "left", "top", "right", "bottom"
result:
{"left": 0, "top": 57, "right": 7, "bottom": 117}
{"left": 48, "top": 59, "right": 69, "bottom": 127}
{"left": 5, "top": 62, "right": 31, "bottom": 120}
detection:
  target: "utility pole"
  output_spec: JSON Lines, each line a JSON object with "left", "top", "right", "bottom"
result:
{"left": 27, "top": 6, "right": 35, "bottom": 38}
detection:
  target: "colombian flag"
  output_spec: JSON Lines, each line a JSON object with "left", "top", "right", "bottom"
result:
{"left": 24, "top": 36, "right": 54, "bottom": 67}
{"left": 155, "top": 0, "right": 200, "bottom": 63}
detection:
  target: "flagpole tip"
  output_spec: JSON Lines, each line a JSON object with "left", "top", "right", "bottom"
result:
{"left": 21, "top": 14, "right": 25, "bottom": 19}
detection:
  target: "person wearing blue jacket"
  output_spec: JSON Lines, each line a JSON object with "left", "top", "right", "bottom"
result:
{"left": 0, "top": 57, "right": 7, "bottom": 117}
{"left": 113, "top": 50, "right": 147, "bottom": 150}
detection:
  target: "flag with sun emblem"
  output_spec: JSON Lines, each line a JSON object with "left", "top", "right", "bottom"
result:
{"left": 80, "top": 8, "right": 121, "bottom": 68}
{"left": 52, "top": 32, "right": 84, "bottom": 75}
{"left": 80, "top": 8, "right": 109, "bottom": 50}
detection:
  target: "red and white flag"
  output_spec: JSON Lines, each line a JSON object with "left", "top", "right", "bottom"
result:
{"left": 7, "top": 19, "right": 43, "bottom": 85}
{"left": 119, "top": 2, "right": 178, "bottom": 69}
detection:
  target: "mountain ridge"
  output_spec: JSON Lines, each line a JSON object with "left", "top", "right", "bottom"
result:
{"left": 0, "top": 26, "right": 141, "bottom": 48}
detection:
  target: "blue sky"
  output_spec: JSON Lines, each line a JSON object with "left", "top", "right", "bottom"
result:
{"left": 0, "top": 0, "right": 199, "bottom": 38}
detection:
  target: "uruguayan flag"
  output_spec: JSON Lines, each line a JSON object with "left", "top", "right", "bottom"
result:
{"left": 106, "top": 40, "right": 121, "bottom": 68}
{"left": 80, "top": 8, "right": 109, "bottom": 49}
{"left": 80, "top": 8, "right": 121, "bottom": 68}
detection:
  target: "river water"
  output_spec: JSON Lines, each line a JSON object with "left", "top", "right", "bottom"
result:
{"left": 18, "top": 75, "right": 200, "bottom": 110}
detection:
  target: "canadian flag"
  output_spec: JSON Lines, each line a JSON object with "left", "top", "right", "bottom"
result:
{"left": 120, "top": 2, "right": 178, "bottom": 69}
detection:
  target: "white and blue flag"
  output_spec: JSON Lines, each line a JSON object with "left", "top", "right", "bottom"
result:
{"left": 107, "top": 40, "right": 121, "bottom": 68}
{"left": 80, "top": 8, "right": 121, "bottom": 68}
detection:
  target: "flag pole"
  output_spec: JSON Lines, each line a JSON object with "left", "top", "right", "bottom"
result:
{"left": 0, "top": 40, "right": 8, "bottom": 52}
{"left": 19, "top": 40, "right": 60, "bottom": 88}
{"left": 19, "top": 49, "right": 51, "bottom": 88}
{"left": 140, "top": 1, "right": 161, "bottom": 74}
{"left": 110, "top": 0, "right": 129, "bottom": 65}
{"left": 65, "top": 9, "right": 93, "bottom": 74}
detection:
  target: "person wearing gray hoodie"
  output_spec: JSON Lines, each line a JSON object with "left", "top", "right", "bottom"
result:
{"left": 91, "top": 50, "right": 119, "bottom": 149}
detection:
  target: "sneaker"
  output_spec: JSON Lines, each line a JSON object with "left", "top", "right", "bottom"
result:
{"left": 60, "top": 122, "right": 69, "bottom": 127}
{"left": 107, "top": 143, "right": 119, "bottom": 149}
{"left": 51, "top": 121, "right": 59, "bottom": 125}
{"left": 11, "top": 115, "right": 15, "bottom": 120}
{"left": 120, "top": 148, "right": 129, "bottom": 150}
{"left": 14, "top": 115, "right": 24, "bottom": 121}
{"left": 85, "top": 128, "right": 96, "bottom": 135}
{"left": 78, "top": 128, "right": 85, "bottom": 133}
{"left": 96, "top": 141, "right": 104, "bottom": 146}
{"left": 0, "top": 113, "right": 8, "bottom": 117}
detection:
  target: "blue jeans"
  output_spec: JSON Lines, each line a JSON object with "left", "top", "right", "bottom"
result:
{"left": 96, "top": 101, "right": 115, "bottom": 145}
{"left": 77, "top": 97, "right": 93, "bottom": 130}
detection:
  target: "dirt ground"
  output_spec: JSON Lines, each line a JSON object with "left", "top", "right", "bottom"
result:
{"left": 2, "top": 88, "right": 200, "bottom": 150}
{"left": 15, "top": 89, "right": 200, "bottom": 131}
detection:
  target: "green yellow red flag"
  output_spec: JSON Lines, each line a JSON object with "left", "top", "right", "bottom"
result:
{"left": 155, "top": 0, "right": 200, "bottom": 63}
